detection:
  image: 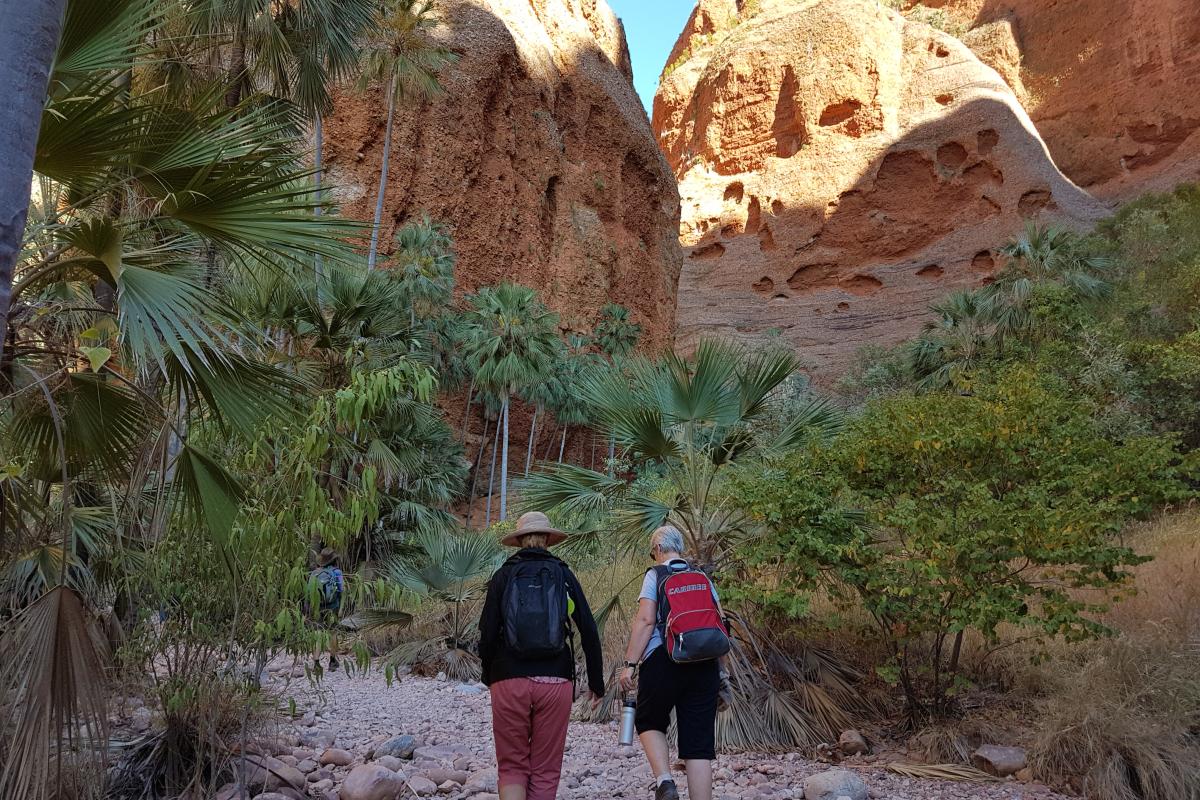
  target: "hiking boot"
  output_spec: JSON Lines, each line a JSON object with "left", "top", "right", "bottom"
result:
{"left": 654, "top": 779, "right": 680, "bottom": 800}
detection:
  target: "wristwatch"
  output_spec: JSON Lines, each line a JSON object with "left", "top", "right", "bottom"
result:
{"left": 623, "top": 661, "right": 638, "bottom": 670}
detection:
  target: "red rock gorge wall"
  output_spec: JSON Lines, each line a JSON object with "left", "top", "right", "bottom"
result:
{"left": 654, "top": 0, "right": 1104, "bottom": 373}
{"left": 916, "top": 0, "right": 1200, "bottom": 199}
{"left": 325, "top": 0, "right": 681, "bottom": 349}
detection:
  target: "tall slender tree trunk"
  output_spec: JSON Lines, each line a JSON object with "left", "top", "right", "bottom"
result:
{"left": 0, "top": 0, "right": 66, "bottom": 367}
{"left": 558, "top": 427, "right": 567, "bottom": 463}
{"left": 459, "top": 377, "right": 476, "bottom": 442}
{"left": 314, "top": 113, "right": 324, "bottom": 281}
{"left": 465, "top": 411, "right": 489, "bottom": 529}
{"left": 524, "top": 406, "right": 539, "bottom": 477}
{"left": 542, "top": 423, "right": 559, "bottom": 461}
{"left": 225, "top": 32, "right": 247, "bottom": 109}
{"left": 607, "top": 433, "right": 615, "bottom": 477}
{"left": 366, "top": 77, "right": 397, "bottom": 271}
{"left": 485, "top": 412, "right": 499, "bottom": 528}
{"left": 499, "top": 396, "right": 510, "bottom": 521}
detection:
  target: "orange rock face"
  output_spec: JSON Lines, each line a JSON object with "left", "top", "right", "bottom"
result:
{"left": 912, "top": 0, "right": 1200, "bottom": 198}
{"left": 324, "top": 0, "right": 681, "bottom": 349}
{"left": 654, "top": 0, "right": 1104, "bottom": 373}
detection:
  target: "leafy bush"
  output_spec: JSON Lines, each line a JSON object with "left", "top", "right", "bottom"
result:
{"left": 734, "top": 368, "right": 1191, "bottom": 719}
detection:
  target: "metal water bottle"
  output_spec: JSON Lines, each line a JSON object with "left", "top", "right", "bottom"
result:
{"left": 618, "top": 695, "right": 637, "bottom": 746}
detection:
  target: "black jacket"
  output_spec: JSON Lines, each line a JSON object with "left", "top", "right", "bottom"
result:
{"left": 478, "top": 548, "right": 605, "bottom": 697}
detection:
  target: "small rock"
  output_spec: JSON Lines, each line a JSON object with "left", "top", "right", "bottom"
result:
{"left": 423, "top": 768, "right": 469, "bottom": 785}
{"left": 312, "top": 779, "right": 334, "bottom": 791}
{"left": 413, "top": 744, "right": 471, "bottom": 763}
{"left": 437, "top": 779, "right": 460, "bottom": 793}
{"left": 971, "top": 744, "right": 1027, "bottom": 777}
{"left": 374, "top": 755, "right": 404, "bottom": 772}
{"left": 320, "top": 748, "right": 355, "bottom": 767}
{"left": 296, "top": 759, "right": 317, "bottom": 774}
{"left": 1016, "top": 767, "right": 1034, "bottom": 782}
{"left": 837, "top": 729, "right": 869, "bottom": 756}
{"left": 300, "top": 729, "right": 337, "bottom": 750}
{"left": 409, "top": 775, "right": 438, "bottom": 796}
{"left": 237, "top": 754, "right": 305, "bottom": 792}
{"left": 130, "top": 706, "right": 153, "bottom": 732}
{"left": 374, "top": 734, "right": 419, "bottom": 760}
{"left": 803, "top": 769, "right": 868, "bottom": 800}
{"left": 463, "top": 767, "right": 497, "bottom": 794}
{"left": 340, "top": 764, "right": 407, "bottom": 800}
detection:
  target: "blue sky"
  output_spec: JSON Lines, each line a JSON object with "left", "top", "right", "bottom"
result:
{"left": 607, "top": 0, "right": 696, "bottom": 113}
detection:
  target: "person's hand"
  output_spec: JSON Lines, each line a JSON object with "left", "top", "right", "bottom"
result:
{"left": 717, "top": 670, "right": 732, "bottom": 713}
{"left": 589, "top": 690, "right": 603, "bottom": 710}
{"left": 619, "top": 665, "right": 636, "bottom": 693}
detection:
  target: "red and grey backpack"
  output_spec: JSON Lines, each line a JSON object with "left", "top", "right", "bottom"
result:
{"left": 653, "top": 561, "right": 732, "bottom": 663}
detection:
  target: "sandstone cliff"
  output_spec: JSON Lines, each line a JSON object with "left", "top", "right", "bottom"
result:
{"left": 325, "top": 0, "right": 681, "bottom": 349}
{"left": 905, "top": 0, "right": 1200, "bottom": 199}
{"left": 654, "top": 0, "right": 1106, "bottom": 373}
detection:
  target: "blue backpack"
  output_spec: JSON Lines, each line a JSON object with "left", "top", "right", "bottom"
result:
{"left": 315, "top": 566, "right": 344, "bottom": 613}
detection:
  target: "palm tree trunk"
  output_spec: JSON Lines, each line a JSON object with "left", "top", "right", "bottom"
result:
{"left": 459, "top": 377, "right": 476, "bottom": 442}
{"left": 0, "top": 0, "right": 65, "bottom": 368}
{"left": 366, "top": 77, "right": 397, "bottom": 271}
{"left": 542, "top": 423, "right": 559, "bottom": 461}
{"left": 607, "top": 433, "right": 615, "bottom": 477}
{"left": 465, "top": 411, "right": 489, "bottom": 529}
{"left": 524, "top": 406, "right": 539, "bottom": 477}
{"left": 500, "top": 396, "right": 510, "bottom": 521}
{"left": 225, "top": 31, "right": 247, "bottom": 109}
{"left": 485, "top": 411, "right": 499, "bottom": 528}
{"left": 558, "top": 427, "right": 567, "bottom": 463}
{"left": 314, "top": 113, "right": 324, "bottom": 281}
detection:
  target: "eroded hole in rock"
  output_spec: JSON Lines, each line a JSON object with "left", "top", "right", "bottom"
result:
{"left": 787, "top": 263, "right": 837, "bottom": 291}
{"left": 746, "top": 196, "right": 762, "bottom": 234}
{"left": 935, "top": 93, "right": 954, "bottom": 106}
{"left": 836, "top": 302, "right": 850, "bottom": 311}
{"left": 1018, "top": 189, "right": 1053, "bottom": 218}
{"left": 752, "top": 276, "right": 775, "bottom": 295}
{"left": 722, "top": 223, "right": 742, "bottom": 237}
{"left": 978, "top": 196, "right": 1002, "bottom": 216}
{"left": 971, "top": 250, "right": 995, "bottom": 271}
{"left": 771, "top": 293, "right": 789, "bottom": 300}
{"left": 692, "top": 242, "right": 726, "bottom": 260}
{"left": 773, "top": 65, "right": 807, "bottom": 158}
{"left": 819, "top": 99, "right": 862, "bottom": 127}
{"left": 724, "top": 182, "right": 745, "bottom": 204}
{"left": 771, "top": 199, "right": 784, "bottom": 215}
{"left": 977, "top": 129, "right": 1000, "bottom": 154}
{"left": 936, "top": 142, "right": 968, "bottom": 170}
{"left": 936, "top": 45, "right": 950, "bottom": 58}
{"left": 917, "top": 264, "right": 944, "bottom": 279}
{"left": 759, "top": 224, "right": 777, "bottom": 252}
{"left": 841, "top": 274, "right": 884, "bottom": 295}
{"left": 963, "top": 161, "right": 1004, "bottom": 187}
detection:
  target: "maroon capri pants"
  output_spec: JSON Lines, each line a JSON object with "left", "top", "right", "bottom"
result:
{"left": 490, "top": 677, "right": 574, "bottom": 800}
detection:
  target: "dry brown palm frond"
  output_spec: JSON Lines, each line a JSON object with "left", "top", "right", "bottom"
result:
{"left": 886, "top": 762, "right": 1001, "bottom": 783}
{"left": 0, "top": 586, "right": 111, "bottom": 800}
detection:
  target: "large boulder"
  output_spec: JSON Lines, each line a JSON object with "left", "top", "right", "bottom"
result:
{"left": 236, "top": 754, "right": 306, "bottom": 793}
{"left": 803, "top": 769, "right": 869, "bottom": 800}
{"left": 654, "top": 0, "right": 1105, "bottom": 376}
{"left": 972, "top": 743, "right": 1027, "bottom": 777}
{"left": 340, "top": 763, "right": 408, "bottom": 800}
{"left": 325, "top": 0, "right": 682, "bottom": 351}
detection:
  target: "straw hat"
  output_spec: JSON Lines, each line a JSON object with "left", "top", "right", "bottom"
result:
{"left": 316, "top": 547, "right": 339, "bottom": 567}
{"left": 500, "top": 511, "right": 569, "bottom": 548}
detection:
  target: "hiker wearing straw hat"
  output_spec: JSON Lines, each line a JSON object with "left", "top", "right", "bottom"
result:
{"left": 478, "top": 512, "right": 606, "bottom": 800}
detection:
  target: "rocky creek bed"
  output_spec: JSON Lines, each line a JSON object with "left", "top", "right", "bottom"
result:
{"left": 189, "top": 660, "right": 1077, "bottom": 800}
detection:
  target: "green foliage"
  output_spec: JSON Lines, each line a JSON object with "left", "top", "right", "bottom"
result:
{"left": 734, "top": 368, "right": 1191, "bottom": 717}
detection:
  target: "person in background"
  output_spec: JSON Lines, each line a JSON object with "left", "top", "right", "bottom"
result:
{"left": 478, "top": 512, "right": 606, "bottom": 800}
{"left": 310, "top": 547, "right": 345, "bottom": 671}
{"left": 619, "top": 525, "right": 730, "bottom": 800}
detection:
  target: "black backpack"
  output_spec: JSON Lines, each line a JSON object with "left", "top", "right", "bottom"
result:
{"left": 501, "top": 558, "right": 570, "bottom": 659}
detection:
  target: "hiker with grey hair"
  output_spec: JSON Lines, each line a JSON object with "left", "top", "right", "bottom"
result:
{"left": 620, "top": 525, "right": 732, "bottom": 800}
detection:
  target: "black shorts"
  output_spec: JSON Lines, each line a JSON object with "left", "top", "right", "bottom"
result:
{"left": 634, "top": 646, "right": 720, "bottom": 760}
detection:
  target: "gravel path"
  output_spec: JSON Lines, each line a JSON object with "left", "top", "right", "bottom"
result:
{"left": 265, "top": 663, "right": 1074, "bottom": 800}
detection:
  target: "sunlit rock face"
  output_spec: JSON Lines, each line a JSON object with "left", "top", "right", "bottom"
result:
{"left": 325, "top": 0, "right": 681, "bottom": 349}
{"left": 654, "top": 0, "right": 1106, "bottom": 375}
{"left": 911, "top": 0, "right": 1200, "bottom": 200}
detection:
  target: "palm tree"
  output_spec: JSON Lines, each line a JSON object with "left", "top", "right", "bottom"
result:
{"left": 0, "top": 0, "right": 66, "bottom": 366}
{"left": 359, "top": 0, "right": 457, "bottom": 270}
{"left": 908, "top": 290, "right": 998, "bottom": 390}
{"left": 0, "top": 2, "right": 362, "bottom": 794}
{"left": 594, "top": 303, "right": 641, "bottom": 472}
{"left": 985, "top": 223, "right": 1112, "bottom": 341}
{"left": 389, "top": 214, "right": 455, "bottom": 327}
{"left": 523, "top": 339, "right": 843, "bottom": 567}
{"left": 462, "top": 283, "right": 559, "bottom": 522}
{"left": 359, "top": 528, "right": 503, "bottom": 680}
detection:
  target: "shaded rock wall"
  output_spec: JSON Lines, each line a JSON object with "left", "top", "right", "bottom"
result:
{"left": 654, "top": 0, "right": 1103, "bottom": 374}
{"left": 325, "top": 0, "right": 681, "bottom": 349}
